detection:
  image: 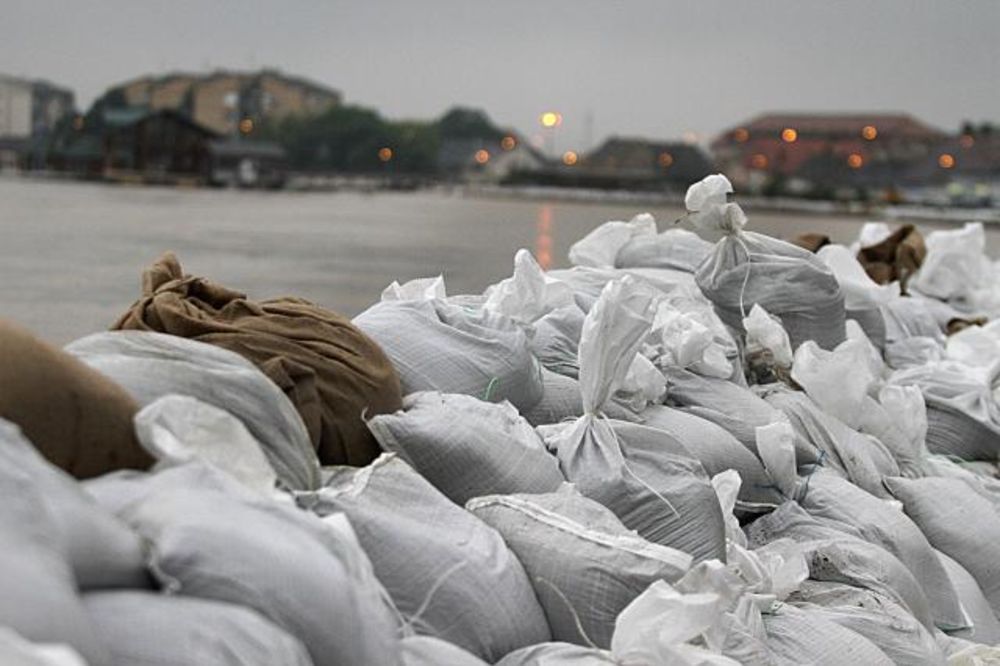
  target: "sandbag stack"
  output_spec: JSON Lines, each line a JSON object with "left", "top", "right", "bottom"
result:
{"left": 4, "top": 171, "right": 1000, "bottom": 663}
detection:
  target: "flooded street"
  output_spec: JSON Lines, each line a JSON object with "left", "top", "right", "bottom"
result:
{"left": 1, "top": 177, "right": 995, "bottom": 344}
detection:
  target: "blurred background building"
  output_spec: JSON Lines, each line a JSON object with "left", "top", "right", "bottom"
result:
{"left": 0, "top": 74, "right": 74, "bottom": 169}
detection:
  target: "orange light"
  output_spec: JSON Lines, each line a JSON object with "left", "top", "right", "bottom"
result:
{"left": 938, "top": 153, "right": 955, "bottom": 169}
{"left": 959, "top": 134, "right": 975, "bottom": 148}
{"left": 861, "top": 125, "right": 878, "bottom": 140}
{"left": 540, "top": 112, "right": 561, "bottom": 128}
{"left": 238, "top": 118, "right": 254, "bottom": 134}
{"left": 657, "top": 152, "right": 674, "bottom": 168}
{"left": 378, "top": 147, "right": 393, "bottom": 162}
{"left": 847, "top": 153, "right": 864, "bottom": 169}
{"left": 501, "top": 135, "right": 517, "bottom": 151}
{"left": 781, "top": 128, "right": 798, "bottom": 143}
{"left": 733, "top": 128, "right": 749, "bottom": 142}
{"left": 750, "top": 153, "right": 768, "bottom": 169}
{"left": 474, "top": 149, "right": 490, "bottom": 164}
{"left": 562, "top": 150, "right": 578, "bottom": 166}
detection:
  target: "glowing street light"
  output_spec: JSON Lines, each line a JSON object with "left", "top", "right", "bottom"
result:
{"left": 861, "top": 125, "right": 878, "bottom": 140}
{"left": 657, "top": 152, "right": 674, "bottom": 168}
{"left": 238, "top": 118, "right": 254, "bottom": 134}
{"left": 540, "top": 112, "right": 562, "bottom": 128}
{"left": 501, "top": 136, "right": 517, "bottom": 151}
{"left": 938, "top": 153, "right": 955, "bottom": 169}
{"left": 847, "top": 153, "right": 864, "bottom": 169}
{"left": 562, "top": 150, "right": 578, "bottom": 166}
{"left": 378, "top": 147, "right": 393, "bottom": 162}
{"left": 781, "top": 128, "right": 798, "bottom": 143}
{"left": 474, "top": 149, "right": 490, "bottom": 165}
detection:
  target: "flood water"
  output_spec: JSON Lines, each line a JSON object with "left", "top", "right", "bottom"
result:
{"left": 1, "top": 177, "right": 996, "bottom": 344}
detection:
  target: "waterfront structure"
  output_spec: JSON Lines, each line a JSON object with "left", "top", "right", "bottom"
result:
{"left": 0, "top": 74, "right": 74, "bottom": 168}
{"left": 582, "top": 137, "right": 714, "bottom": 187}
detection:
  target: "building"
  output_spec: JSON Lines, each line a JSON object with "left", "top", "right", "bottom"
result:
{"left": 581, "top": 137, "right": 715, "bottom": 187}
{"left": 206, "top": 139, "right": 288, "bottom": 188}
{"left": 711, "top": 113, "right": 946, "bottom": 194}
{"left": 96, "top": 69, "right": 341, "bottom": 136}
{"left": 51, "top": 108, "right": 217, "bottom": 180}
{"left": 438, "top": 135, "right": 547, "bottom": 181}
{"left": 901, "top": 129, "right": 1000, "bottom": 207}
{"left": 0, "top": 74, "right": 74, "bottom": 168}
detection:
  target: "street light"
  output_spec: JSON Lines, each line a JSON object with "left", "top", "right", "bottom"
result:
{"left": 475, "top": 149, "right": 490, "bottom": 165}
{"left": 562, "top": 150, "right": 578, "bottom": 166}
{"left": 540, "top": 112, "right": 562, "bottom": 128}
{"left": 781, "top": 128, "right": 798, "bottom": 143}
{"left": 861, "top": 125, "right": 878, "bottom": 140}
{"left": 938, "top": 153, "right": 955, "bottom": 169}
{"left": 378, "top": 147, "right": 393, "bottom": 162}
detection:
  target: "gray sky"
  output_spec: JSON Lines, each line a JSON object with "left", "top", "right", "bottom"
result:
{"left": 3, "top": 0, "right": 998, "bottom": 149}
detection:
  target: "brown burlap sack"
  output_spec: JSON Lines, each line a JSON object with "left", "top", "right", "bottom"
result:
{"left": 857, "top": 224, "right": 927, "bottom": 292}
{"left": 790, "top": 232, "right": 831, "bottom": 254}
{"left": 0, "top": 320, "right": 151, "bottom": 478}
{"left": 112, "top": 253, "right": 402, "bottom": 466}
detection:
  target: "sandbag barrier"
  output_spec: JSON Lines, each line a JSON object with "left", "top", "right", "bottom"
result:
{"left": 2, "top": 173, "right": 1000, "bottom": 664}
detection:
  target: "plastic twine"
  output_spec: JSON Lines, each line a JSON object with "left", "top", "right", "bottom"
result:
{"left": 400, "top": 560, "right": 468, "bottom": 637}
{"left": 598, "top": 413, "right": 680, "bottom": 519}
{"left": 795, "top": 450, "right": 828, "bottom": 503}
{"left": 732, "top": 232, "right": 753, "bottom": 320}
{"left": 482, "top": 377, "right": 500, "bottom": 402}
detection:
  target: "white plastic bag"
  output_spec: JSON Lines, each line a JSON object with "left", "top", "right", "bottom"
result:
{"left": 791, "top": 338, "right": 875, "bottom": 428}
{"left": 381, "top": 275, "right": 447, "bottom": 302}
{"left": 568, "top": 213, "right": 657, "bottom": 268}
{"left": 483, "top": 249, "right": 574, "bottom": 324}
{"left": 743, "top": 304, "right": 793, "bottom": 369}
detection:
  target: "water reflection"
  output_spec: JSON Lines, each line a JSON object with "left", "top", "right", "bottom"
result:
{"left": 536, "top": 203, "right": 553, "bottom": 269}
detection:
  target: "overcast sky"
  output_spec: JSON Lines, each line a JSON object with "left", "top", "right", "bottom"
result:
{"left": 3, "top": 0, "right": 998, "bottom": 149}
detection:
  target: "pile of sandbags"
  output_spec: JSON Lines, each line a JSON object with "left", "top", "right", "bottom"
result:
{"left": 6, "top": 170, "right": 1000, "bottom": 664}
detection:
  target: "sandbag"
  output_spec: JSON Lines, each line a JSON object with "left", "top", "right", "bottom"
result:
{"left": 0, "top": 319, "right": 150, "bottom": 478}
{"left": 354, "top": 297, "right": 543, "bottom": 411}
{"left": 936, "top": 550, "right": 1000, "bottom": 645}
{"left": 367, "top": 391, "right": 564, "bottom": 505}
{"left": 911, "top": 222, "right": 989, "bottom": 303}
{"left": 881, "top": 296, "right": 945, "bottom": 344}
{"left": 745, "top": 501, "right": 935, "bottom": 631}
{"left": 568, "top": 213, "right": 657, "bottom": 269}
{"left": 0, "top": 419, "right": 148, "bottom": 590}
{"left": 635, "top": 405, "right": 782, "bottom": 509}
{"left": 799, "top": 472, "right": 966, "bottom": 631}
{"left": 112, "top": 252, "right": 401, "bottom": 466}
{"left": 400, "top": 636, "right": 490, "bottom": 666}
{"left": 885, "top": 476, "right": 1000, "bottom": 618}
{"left": 763, "top": 603, "right": 894, "bottom": 666}
{"left": 686, "top": 175, "right": 846, "bottom": 351}
{"left": 530, "top": 305, "right": 585, "bottom": 378}
{"left": 495, "top": 643, "right": 614, "bottom": 666}
{"left": 121, "top": 468, "right": 403, "bottom": 666}
{"left": 0, "top": 627, "right": 87, "bottom": 666}
{"left": 616, "top": 228, "right": 714, "bottom": 273}
{"left": 539, "top": 276, "right": 727, "bottom": 563}
{"left": 788, "top": 580, "right": 945, "bottom": 666}
{"left": 297, "top": 454, "right": 550, "bottom": 662}
{"left": 522, "top": 369, "right": 646, "bottom": 427}
{"left": 0, "top": 457, "right": 110, "bottom": 665}
{"left": 927, "top": 402, "right": 1000, "bottom": 462}
{"left": 468, "top": 486, "right": 691, "bottom": 648}
{"left": 66, "top": 331, "right": 319, "bottom": 489}
{"left": 84, "top": 591, "right": 314, "bottom": 666}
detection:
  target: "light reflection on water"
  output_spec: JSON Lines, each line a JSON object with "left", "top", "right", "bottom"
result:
{"left": 536, "top": 203, "right": 553, "bottom": 269}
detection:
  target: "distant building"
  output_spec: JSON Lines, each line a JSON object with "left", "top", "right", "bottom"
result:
{"left": 97, "top": 69, "right": 341, "bottom": 136}
{"left": 582, "top": 137, "right": 714, "bottom": 187}
{"left": 207, "top": 139, "right": 288, "bottom": 188}
{"left": 0, "top": 74, "right": 74, "bottom": 168}
{"left": 901, "top": 130, "right": 1000, "bottom": 206}
{"left": 438, "top": 135, "right": 547, "bottom": 181}
{"left": 712, "top": 113, "right": 946, "bottom": 193}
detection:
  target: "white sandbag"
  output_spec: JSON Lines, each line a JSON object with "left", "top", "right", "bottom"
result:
{"left": 745, "top": 501, "right": 935, "bottom": 631}
{"left": 687, "top": 174, "right": 846, "bottom": 351}
{"left": 856, "top": 395, "right": 927, "bottom": 476}
{"left": 0, "top": 628, "right": 87, "bottom": 666}
{"left": 522, "top": 369, "right": 646, "bottom": 427}
{"left": 886, "top": 336, "right": 945, "bottom": 370}
{"left": 790, "top": 338, "right": 875, "bottom": 429}
{"left": 400, "top": 636, "right": 489, "bottom": 666}
{"left": 122, "top": 468, "right": 403, "bottom": 666}
{"left": 936, "top": 549, "right": 1000, "bottom": 645}
{"left": 298, "top": 454, "right": 550, "bottom": 662}
{"left": 651, "top": 301, "right": 735, "bottom": 378}
{"left": 134, "top": 395, "right": 277, "bottom": 496}
{"left": 788, "top": 580, "right": 945, "bottom": 666}
{"left": 759, "top": 386, "right": 899, "bottom": 498}
{"left": 817, "top": 244, "right": 899, "bottom": 312}
{"left": 881, "top": 296, "right": 945, "bottom": 344}
{"left": 468, "top": 485, "right": 691, "bottom": 648}
{"left": 616, "top": 353, "right": 667, "bottom": 411}
{"left": 0, "top": 419, "right": 148, "bottom": 590}
{"left": 569, "top": 213, "right": 657, "bottom": 269}
{"left": 82, "top": 461, "right": 236, "bottom": 516}
{"left": 947, "top": 643, "right": 1000, "bottom": 665}
{"left": 922, "top": 455, "right": 1000, "bottom": 513}
{"left": 763, "top": 603, "right": 894, "bottom": 666}
{"left": 743, "top": 303, "right": 793, "bottom": 370}
{"left": 367, "top": 391, "right": 564, "bottom": 505}
{"left": 382, "top": 275, "right": 446, "bottom": 301}
{"left": 799, "top": 471, "right": 966, "bottom": 630}
{"left": 616, "top": 227, "right": 714, "bottom": 273}
{"left": 540, "top": 276, "right": 727, "bottom": 563}
{"left": 636, "top": 405, "right": 783, "bottom": 509}
{"left": 65, "top": 330, "right": 319, "bottom": 490}
{"left": 0, "top": 457, "right": 110, "bottom": 665}
{"left": 354, "top": 297, "right": 543, "bottom": 411}
{"left": 889, "top": 361, "right": 1000, "bottom": 460}
{"left": 530, "top": 304, "right": 586, "bottom": 378}
{"left": 886, "top": 476, "right": 1000, "bottom": 618}
{"left": 912, "top": 223, "right": 990, "bottom": 303}
{"left": 495, "top": 643, "right": 614, "bottom": 666}
{"left": 663, "top": 365, "right": 786, "bottom": 451}
{"left": 84, "top": 591, "right": 313, "bottom": 666}
{"left": 483, "top": 249, "right": 574, "bottom": 325}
